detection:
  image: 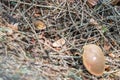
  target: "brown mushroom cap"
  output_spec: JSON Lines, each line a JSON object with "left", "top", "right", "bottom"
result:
{"left": 83, "top": 44, "right": 105, "bottom": 76}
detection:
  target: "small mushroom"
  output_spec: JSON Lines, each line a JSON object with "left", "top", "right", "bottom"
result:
{"left": 82, "top": 44, "right": 105, "bottom": 76}
{"left": 34, "top": 20, "right": 46, "bottom": 30}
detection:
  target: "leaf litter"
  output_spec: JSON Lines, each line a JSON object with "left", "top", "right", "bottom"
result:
{"left": 0, "top": 0, "right": 120, "bottom": 80}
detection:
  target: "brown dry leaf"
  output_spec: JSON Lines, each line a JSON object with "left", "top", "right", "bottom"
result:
{"left": 6, "top": 28, "right": 13, "bottom": 35}
{"left": 0, "top": 27, "right": 13, "bottom": 35}
{"left": 114, "top": 71, "right": 120, "bottom": 77}
{"left": 104, "top": 42, "right": 111, "bottom": 51}
{"left": 0, "top": 31, "right": 6, "bottom": 36}
{"left": 58, "top": 0, "right": 74, "bottom": 3}
{"left": 87, "top": 0, "right": 99, "bottom": 7}
{"left": 34, "top": 20, "right": 46, "bottom": 30}
{"left": 108, "top": 53, "right": 115, "bottom": 58}
{"left": 7, "top": 23, "right": 18, "bottom": 31}
{"left": 34, "top": 13, "right": 41, "bottom": 17}
{"left": 0, "top": 17, "right": 5, "bottom": 26}
{"left": 89, "top": 18, "right": 98, "bottom": 25}
{"left": 111, "top": 0, "right": 120, "bottom": 5}
{"left": 105, "top": 65, "right": 110, "bottom": 72}
{"left": 89, "top": 18, "right": 103, "bottom": 30}
{"left": 69, "top": 0, "right": 75, "bottom": 3}
{"left": 88, "top": 37, "right": 96, "bottom": 41}
{"left": 52, "top": 38, "right": 65, "bottom": 47}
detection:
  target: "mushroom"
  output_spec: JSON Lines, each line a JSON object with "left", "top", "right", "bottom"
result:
{"left": 82, "top": 44, "right": 105, "bottom": 76}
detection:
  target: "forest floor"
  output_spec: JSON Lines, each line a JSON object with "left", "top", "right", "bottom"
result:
{"left": 0, "top": 0, "right": 120, "bottom": 80}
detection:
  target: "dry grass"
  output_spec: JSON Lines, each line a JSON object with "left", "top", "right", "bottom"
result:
{"left": 0, "top": 0, "right": 120, "bottom": 80}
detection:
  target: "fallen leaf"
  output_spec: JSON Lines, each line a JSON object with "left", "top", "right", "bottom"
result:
{"left": 7, "top": 23, "right": 18, "bottom": 31}
{"left": 105, "top": 65, "right": 110, "bottom": 72}
{"left": 34, "top": 20, "right": 46, "bottom": 30}
{"left": 87, "top": 0, "right": 99, "bottom": 7}
{"left": 114, "top": 71, "right": 120, "bottom": 77}
{"left": 58, "top": 0, "right": 74, "bottom": 3}
{"left": 6, "top": 28, "right": 13, "bottom": 35}
{"left": 34, "top": 13, "right": 41, "bottom": 17}
{"left": 89, "top": 18, "right": 98, "bottom": 25}
{"left": 0, "top": 30, "right": 6, "bottom": 36}
{"left": 52, "top": 38, "right": 65, "bottom": 47}
{"left": 104, "top": 43, "right": 111, "bottom": 51}
{"left": 0, "top": 27, "right": 13, "bottom": 35}
{"left": 108, "top": 53, "right": 115, "bottom": 58}
{"left": 111, "top": 0, "right": 120, "bottom": 5}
